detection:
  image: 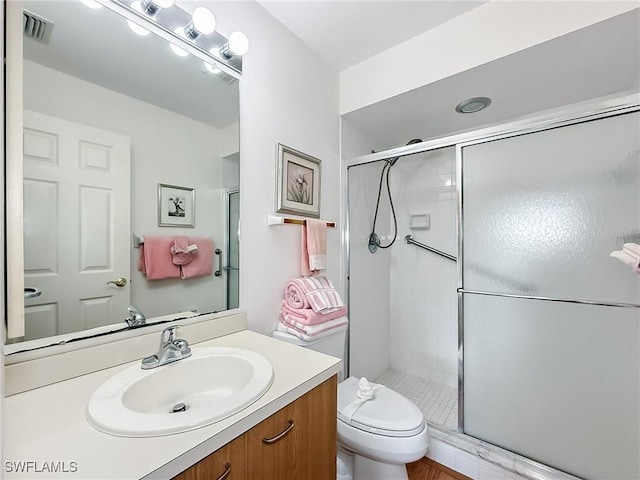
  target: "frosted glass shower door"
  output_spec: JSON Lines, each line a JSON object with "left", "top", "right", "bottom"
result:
{"left": 461, "top": 111, "right": 640, "bottom": 479}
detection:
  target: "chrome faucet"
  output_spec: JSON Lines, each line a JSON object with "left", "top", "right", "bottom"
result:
{"left": 125, "top": 305, "right": 146, "bottom": 327}
{"left": 141, "top": 326, "right": 192, "bottom": 369}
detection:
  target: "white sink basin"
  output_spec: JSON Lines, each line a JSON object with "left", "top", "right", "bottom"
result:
{"left": 86, "top": 347, "right": 274, "bottom": 437}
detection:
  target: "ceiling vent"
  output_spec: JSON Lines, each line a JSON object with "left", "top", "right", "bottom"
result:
{"left": 23, "top": 10, "right": 53, "bottom": 44}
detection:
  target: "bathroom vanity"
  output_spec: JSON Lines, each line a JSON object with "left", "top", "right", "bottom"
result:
{"left": 175, "top": 376, "right": 337, "bottom": 480}
{"left": 3, "top": 319, "right": 342, "bottom": 480}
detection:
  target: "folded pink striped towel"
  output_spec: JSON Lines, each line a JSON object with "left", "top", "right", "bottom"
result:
{"left": 281, "top": 314, "right": 348, "bottom": 336}
{"left": 281, "top": 300, "right": 347, "bottom": 326}
{"left": 277, "top": 315, "right": 348, "bottom": 342}
{"left": 284, "top": 276, "right": 344, "bottom": 314}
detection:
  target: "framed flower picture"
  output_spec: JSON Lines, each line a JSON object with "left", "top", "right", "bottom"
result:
{"left": 276, "top": 143, "right": 321, "bottom": 218}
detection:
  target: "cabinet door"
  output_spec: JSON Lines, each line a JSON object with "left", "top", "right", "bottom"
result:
{"left": 174, "top": 434, "right": 246, "bottom": 480}
{"left": 246, "top": 376, "right": 337, "bottom": 480}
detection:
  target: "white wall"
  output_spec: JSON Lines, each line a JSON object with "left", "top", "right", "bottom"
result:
{"left": 339, "top": 1, "right": 639, "bottom": 114}
{"left": 189, "top": 2, "right": 341, "bottom": 334}
{"left": 23, "top": 60, "right": 231, "bottom": 318}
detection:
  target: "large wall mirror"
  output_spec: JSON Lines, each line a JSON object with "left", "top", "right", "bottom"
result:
{"left": 5, "top": 1, "right": 240, "bottom": 351}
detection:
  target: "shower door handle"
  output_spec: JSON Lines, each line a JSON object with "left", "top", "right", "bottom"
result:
{"left": 215, "top": 248, "right": 223, "bottom": 276}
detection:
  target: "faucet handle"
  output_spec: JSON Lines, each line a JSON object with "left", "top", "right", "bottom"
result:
{"left": 161, "top": 325, "right": 180, "bottom": 345}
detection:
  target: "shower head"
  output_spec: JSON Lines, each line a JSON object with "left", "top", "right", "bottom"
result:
{"left": 387, "top": 138, "right": 423, "bottom": 166}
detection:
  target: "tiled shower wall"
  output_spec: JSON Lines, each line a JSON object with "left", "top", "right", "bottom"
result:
{"left": 388, "top": 147, "right": 458, "bottom": 387}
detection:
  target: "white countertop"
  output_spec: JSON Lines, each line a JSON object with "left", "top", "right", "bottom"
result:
{"left": 3, "top": 330, "right": 342, "bottom": 479}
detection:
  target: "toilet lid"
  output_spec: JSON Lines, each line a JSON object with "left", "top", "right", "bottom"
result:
{"left": 337, "top": 377, "right": 425, "bottom": 437}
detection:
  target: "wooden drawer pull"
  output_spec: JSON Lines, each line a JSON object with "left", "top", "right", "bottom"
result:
{"left": 216, "top": 463, "right": 231, "bottom": 480}
{"left": 262, "top": 419, "right": 295, "bottom": 444}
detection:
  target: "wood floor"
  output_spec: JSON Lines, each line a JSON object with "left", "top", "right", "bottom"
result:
{"left": 407, "top": 457, "right": 471, "bottom": 480}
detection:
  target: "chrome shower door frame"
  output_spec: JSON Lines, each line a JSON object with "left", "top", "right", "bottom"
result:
{"left": 344, "top": 92, "right": 639, "bottom": 479}
{"left": 455, "top": 98, "right": 640, "bottom": 478}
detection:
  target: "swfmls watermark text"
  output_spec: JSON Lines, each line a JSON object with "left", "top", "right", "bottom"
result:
{"left": 4, "top": 461, "right": 78, "bottom": 474}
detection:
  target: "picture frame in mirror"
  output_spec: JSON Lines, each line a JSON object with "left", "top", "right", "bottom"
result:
{"left": 158, "top": 183, "right": 195, "bottom": 227}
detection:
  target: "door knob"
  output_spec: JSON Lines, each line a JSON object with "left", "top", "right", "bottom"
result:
{"left": 106, "top": 277, "right": 127, "bottom": 287}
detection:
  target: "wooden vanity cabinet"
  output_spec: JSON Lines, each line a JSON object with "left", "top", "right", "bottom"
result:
{"left": 174, "top": 435, "right": 246, "bottom": 480}
{"left": 174, "top": 375, "right": 337, "bottom": 480}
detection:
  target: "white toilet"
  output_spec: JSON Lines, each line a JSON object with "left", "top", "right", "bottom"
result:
{"left": 272, "top": 327, "right": 430, "bottom": 480}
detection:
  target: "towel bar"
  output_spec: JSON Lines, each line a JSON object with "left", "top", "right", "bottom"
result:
{"left": 133, "top": 235, "right": 211, "bottom": 249}
{"left": 267, "top": 214, "right": 336, "bottom": 228}
{"left": 133, "top": 235, "right": 145, "bottom": 248}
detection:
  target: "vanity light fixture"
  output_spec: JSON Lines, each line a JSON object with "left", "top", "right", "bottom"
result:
{"left": 220, "top": 31, "right": 249, "bottom": 58}
{"left": 110, "top": 0, "right": 248, "bottom": 78}
{"left": 204, "top": 61, "right": 222, "bottom": 74}
{"left": 127, "top": 1, "right": 151, "bottom": 36}
{"left": 184, "top": 7, "right": 216, "bottom": 40}
{"left": 140, "top": 0, "right": 174, "bottom": 16}
{"left": 170, "top": 28, "right": 190, "bottom": 56}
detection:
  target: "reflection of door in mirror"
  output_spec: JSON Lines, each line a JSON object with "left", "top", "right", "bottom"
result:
{"left": 23, "top": 110, "right": 131, "bottom": 340}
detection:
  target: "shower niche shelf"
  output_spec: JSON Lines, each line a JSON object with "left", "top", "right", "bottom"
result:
{"left": 409, "top": 214, "right": 430, "bottom": 230}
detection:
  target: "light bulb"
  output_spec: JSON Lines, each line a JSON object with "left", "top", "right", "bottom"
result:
{"left": 228, "top": 31, "right": 249, "bottom": 56}
{"left": 127, "top": 2, "right": 151, "bottom": 36}
{"left": 170, "top": 28, "right": 190, "bottom": 57}
{"left": 141, "top": 0, "right": 174, "bottom": 16}
{"left": 190, "top": 7, "right": 215, "bottom": 35}
{"left": 81, "top": 0, "right": 102, "bottom": 9}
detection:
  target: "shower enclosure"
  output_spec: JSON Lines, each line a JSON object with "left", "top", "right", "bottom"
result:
{"left": 346, "top": 100, "right": 639, "bottom": 479}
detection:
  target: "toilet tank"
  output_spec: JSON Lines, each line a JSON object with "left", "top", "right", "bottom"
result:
{"left": 272, "top": 327, "right": 347, "bottom": 379}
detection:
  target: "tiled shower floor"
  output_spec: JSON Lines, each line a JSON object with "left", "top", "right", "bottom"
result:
{"left": 375, "top": 369, "right": 458, "bottom": 431}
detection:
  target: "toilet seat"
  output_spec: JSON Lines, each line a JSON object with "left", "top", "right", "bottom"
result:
{"left": 338, "top": 377, "right": 426, "bottom": 438}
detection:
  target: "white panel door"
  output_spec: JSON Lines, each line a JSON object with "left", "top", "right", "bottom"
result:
{"left": 23, "top": 110, "right": 131, "bottom": 338}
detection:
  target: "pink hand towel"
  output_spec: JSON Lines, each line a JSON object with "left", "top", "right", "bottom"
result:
{"left": 138, "top": 236, "right": 181, "bottom": 280}
{"left": 301, "top": 219, "right": 327, "bottom": 276}
{"left": 180, "top": 237, "right": 214, "bottom": 279}
{"left": 171, "top": 236, "right": 197, "bottom": 266}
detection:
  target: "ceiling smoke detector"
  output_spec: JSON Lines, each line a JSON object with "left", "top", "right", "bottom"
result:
{"left": 455, "top": 97, "right": 491, "bottom": 114}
